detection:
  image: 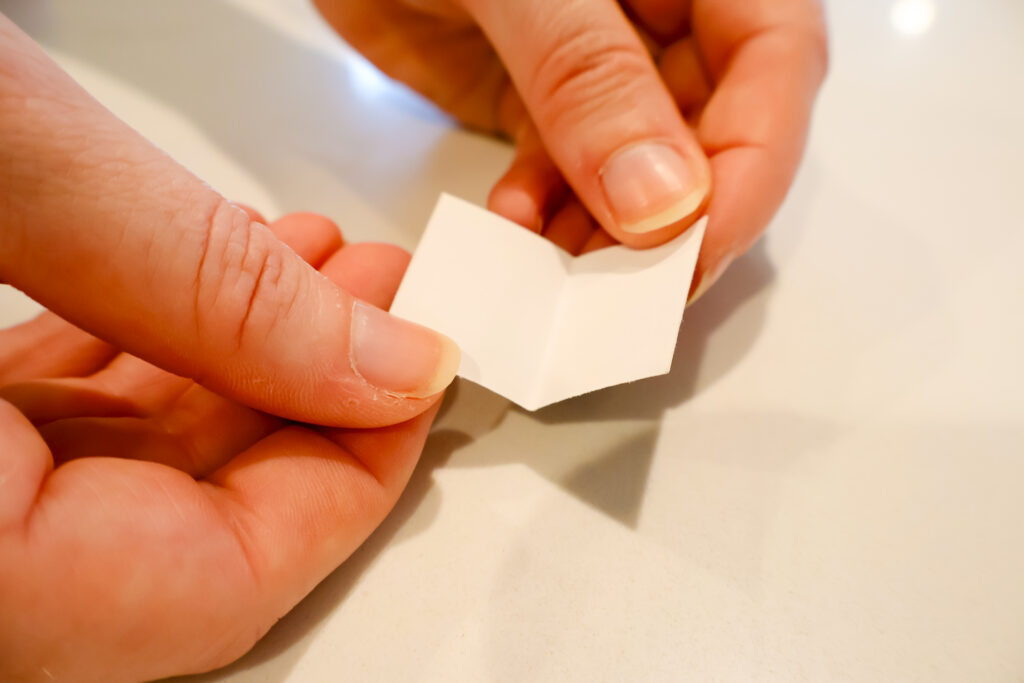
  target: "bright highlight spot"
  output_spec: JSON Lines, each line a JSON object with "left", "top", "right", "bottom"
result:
{"left": 890, "top": 0, "right": 936, "bottom": 36}
{"left": 344, "top": 51, "right": 393, "bottom": 99}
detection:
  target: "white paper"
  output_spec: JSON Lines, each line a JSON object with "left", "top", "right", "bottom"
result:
{"left": 390, "top": 194, "right": 706, "bottom": 411}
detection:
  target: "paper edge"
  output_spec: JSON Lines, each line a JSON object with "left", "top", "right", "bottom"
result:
{"left": 527, "top": 219, "right": 708, "bottom": 410}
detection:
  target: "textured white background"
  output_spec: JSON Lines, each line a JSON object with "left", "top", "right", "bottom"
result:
{"left": 1, "top": 0, "right": 1022, "bottom": 680}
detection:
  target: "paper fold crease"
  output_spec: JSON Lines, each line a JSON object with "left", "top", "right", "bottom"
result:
{"left": 390, "top": 194, "right": 706, "bottom": 411}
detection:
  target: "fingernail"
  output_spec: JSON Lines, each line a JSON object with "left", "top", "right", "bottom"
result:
{"left": 600, "top": 142, "right": 706, "bottom": 234}
{"left": 349, "top": 301, "right": 460, "bottom": 398}
{"left": 688, "top": 254, "right": 735, "bottom": 305}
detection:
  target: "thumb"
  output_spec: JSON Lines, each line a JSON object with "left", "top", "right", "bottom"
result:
{"left": 465, "top": 0, "right": 711, "bottom": 247}
{"left": 0, "top": 18, "right": 458, "bottom": 428}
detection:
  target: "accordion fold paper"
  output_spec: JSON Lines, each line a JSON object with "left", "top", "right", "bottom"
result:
{"left": 390, "top": 194, "right": 706, "bottom": 411}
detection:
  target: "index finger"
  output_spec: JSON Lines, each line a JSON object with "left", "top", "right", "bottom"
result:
{"left": 688, "top": 0, "right": 828, "bottom": 298}
{"left": 0, "top": 17, "right": 459, "bottom": 427}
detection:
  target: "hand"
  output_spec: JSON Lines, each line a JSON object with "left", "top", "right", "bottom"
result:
{"left": 0, "top": 14, "right": 459, "bottom": 428}
{"left": 0, "top": 212, "right": 438, "bottom": 682}
{"left": 315, "top": 0, "right": 828, "bottom": 298}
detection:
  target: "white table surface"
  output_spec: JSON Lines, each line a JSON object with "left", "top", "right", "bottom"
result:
{"left": 2, "top": 0, "right": 1023, "bottom": 680}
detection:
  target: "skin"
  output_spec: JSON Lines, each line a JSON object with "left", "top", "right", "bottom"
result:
{"left": 0, "top": 14, "right": 452, "bottom": 681}
{"left": 0, "top": 214, "right": 439, "bottom": 683}
{"left": 0, "top": 15, "right": 455, "bottom": 429}
{"left": 0, "top": 2, "right": 828, "bottom": 679}
{"left": 315, "top": 0, "right": 829, "bottom": 296}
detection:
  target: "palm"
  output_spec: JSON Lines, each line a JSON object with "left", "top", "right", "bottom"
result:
{"left": 0, "top": 216, "right": 437, "bottom": 682}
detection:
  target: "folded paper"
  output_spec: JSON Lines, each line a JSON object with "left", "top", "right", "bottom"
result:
{"left": 390, "top": 194, "right": 706, "bottom": 411}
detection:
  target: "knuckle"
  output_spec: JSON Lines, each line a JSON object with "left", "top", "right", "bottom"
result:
{"left": 232, "top": 243, "right": 290, "bottom": 351}
{"left": 527, "top": 25, "right": 654, "bottom": 130}
{"left": 192, "top": 199, "right": 298, "bottom": 353}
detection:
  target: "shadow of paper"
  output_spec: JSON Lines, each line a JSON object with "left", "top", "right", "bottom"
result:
{"left": 477, "top": 410, "right": 840, "bottom": 682}
{"left": 530, "top": 240, "right": 777, "bottom": 424}
{"left": 421, "top": 241, "right": 775, "bottom": 532}
{"left": 429, "top": 151, "right": 827, "bottom": 530}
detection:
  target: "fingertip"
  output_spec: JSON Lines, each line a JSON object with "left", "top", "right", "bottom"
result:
{"left": 348, "top": 301, "right": 460, "bottom": 401}
{"left": 317, "top": 242, "right": 459, "bottom": 415}
{"left": 579, "top": 227, "right": 619, "bottom": 255}
{"left": 268, "top": 212, "right": 344, "bottom": 268}
{"left": 488, "top": 183, "right": 544, "bottom": 233}
{"left": 488, "top": 125, "right": 567, "bottom": 233}
{"left": 319, "top": 242, "right": 411, "bottom": 310}
{"left": 410, "top": 331, "right": 461, "bottom": 399}
{"left": 625, "top": 0, "right": 691, "bottom": 40}
{"left": 542, "top": 196, "right": 597, "bottom": 255}
{"left": 659, "top": 37, "right": 712, "bottom": 117}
